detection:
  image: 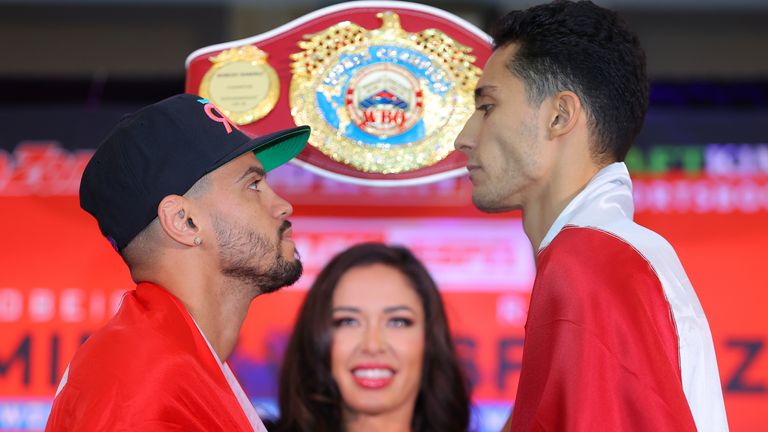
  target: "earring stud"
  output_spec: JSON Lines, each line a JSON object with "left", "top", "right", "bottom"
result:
{"left": 193, "top": 237, "right": 202, "bottom": 246}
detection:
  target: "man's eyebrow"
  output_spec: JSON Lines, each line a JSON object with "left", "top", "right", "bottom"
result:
{"left": 474, "top": 85, "right": 498, "bottom": 101}
{"left": 236, "top": 166, "right": 266, "bottom": 184}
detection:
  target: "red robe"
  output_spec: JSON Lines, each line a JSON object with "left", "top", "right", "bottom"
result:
{"left": 46, "top": 283, "right": 257, "bottom": 431}
{"left": 508, "top": 163, "right": 727, "bottom": 431}
{"left": 510, "top": 227, "right": 696, "bottom": 431}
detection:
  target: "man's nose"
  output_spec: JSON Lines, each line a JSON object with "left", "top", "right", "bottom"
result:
{"left": 454, "top": 118, "right": 478, "bottom": 154}
{"left": 273, "top": 192, "right": 293, "bottom": 220}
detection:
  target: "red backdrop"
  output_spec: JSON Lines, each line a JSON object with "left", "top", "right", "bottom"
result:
{"left": 1, "top": 143, "right": 766, "bottom": 430}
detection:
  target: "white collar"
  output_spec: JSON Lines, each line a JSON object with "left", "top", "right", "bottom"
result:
{"left": 539, "top": 162, "right": 634, "bottom": 252}
{"left": 191, "top": 319, "right": 267, "bottom": 432}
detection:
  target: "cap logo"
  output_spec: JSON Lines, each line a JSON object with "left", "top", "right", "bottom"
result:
{"left": 197, "top": 98, "right": 238, "bottom": 134}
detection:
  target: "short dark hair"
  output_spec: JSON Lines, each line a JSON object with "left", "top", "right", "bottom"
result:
{"left": 491, "top": 0, "right": 648, "bottom": 162}
{"left": 119, "top": 175, "right": 209, "bottom": 271}
{"left": 274, "top": 243, "right": 471, "bottom": 432}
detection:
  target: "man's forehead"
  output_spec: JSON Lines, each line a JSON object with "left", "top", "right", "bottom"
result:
{"left": 476, "top": 45, "right": 524, "bottom": 95}
{"left": 491, "top": 42, "right": 520, "bottom": 61}
{"left": 483, "top": 43, "right": 519, "bottom": 74}
{"left": 212, "top": 151, "right": 265, "bottom": 178}
{"left": 475, "top": 85, "right": 499, "bottom": 97}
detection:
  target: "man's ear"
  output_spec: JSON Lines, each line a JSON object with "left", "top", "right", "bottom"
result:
{"left": 547, "top": 91, "right": 582, "bottom": 140}
{"left": 156, "top": 195, "right": 201, "bottom": 247}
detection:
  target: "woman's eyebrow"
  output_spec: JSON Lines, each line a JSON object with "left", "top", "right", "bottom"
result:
{"left": 332, "top": 306, "right": 361, "bottom": 313}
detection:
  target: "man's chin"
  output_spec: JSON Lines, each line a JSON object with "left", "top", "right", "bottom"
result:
{"left": 260, "top": 260, "right": 303, "bottom": 294}
{"left": 281, "top": 245, "right": 301, "bottom": 265}
{"left": 281, "top": 238, "right": 299, "bottom": 256}
{"left": 282, "top": 260, "right": 303, "bottom": 287}
{"left": 472, "top": 194, "right": 519, "bottom": 214}
{"left": 472, "top": 195, "right": 502, "bottom": 213}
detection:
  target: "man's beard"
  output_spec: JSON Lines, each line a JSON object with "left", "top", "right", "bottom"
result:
{"left": 213, "top": 217, "right": 302, "bottom": 295}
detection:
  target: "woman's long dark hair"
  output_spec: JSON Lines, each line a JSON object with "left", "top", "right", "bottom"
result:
{"left": 274, "top": 243, "right": 471, "bottom": 432}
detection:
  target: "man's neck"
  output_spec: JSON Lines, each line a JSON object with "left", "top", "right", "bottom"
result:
{"left": 182, "top": 282, "right": 252, "bottom": 361}
{"left": 142, "top": 260, "right": 254, "bottom": 361}
{"left": 522, "top": 162, "right": 602, "bottom": 253}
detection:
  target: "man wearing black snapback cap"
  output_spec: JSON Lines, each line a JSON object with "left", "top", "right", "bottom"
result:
{"left": 46, "top": 94, "right": 311, "bottom": 431}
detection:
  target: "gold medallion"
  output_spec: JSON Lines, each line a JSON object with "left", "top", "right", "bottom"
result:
{"left": 289, "top": 12, "right": 481, "bottom": 174}
{"left": 199, "top": 45, "right": 279, "bottom": 125}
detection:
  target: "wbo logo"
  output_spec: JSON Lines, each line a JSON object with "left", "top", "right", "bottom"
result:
{"left": 344, "top": 59, "right": 424, "bottom": 139}
{"left": 289, "top": 11, "right": 482, "bottom": 175}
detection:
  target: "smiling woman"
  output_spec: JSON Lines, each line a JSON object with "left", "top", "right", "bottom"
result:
{"left": 273, "top": 243, "right": 471, "bottom": 432}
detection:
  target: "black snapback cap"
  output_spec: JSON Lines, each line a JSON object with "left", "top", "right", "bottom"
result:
{"left": 79, "top": 93, "right": 310, "bottom": 252}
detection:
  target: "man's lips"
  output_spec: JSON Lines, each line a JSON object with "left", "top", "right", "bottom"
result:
{"left": 466, "top": 165, "right": 481, "bottom": 183}
{"left": 281, "top": 227, "right": 293, "bottom": 240}
{"left": 279, "top": 221, "right": 293, "bottom": 240}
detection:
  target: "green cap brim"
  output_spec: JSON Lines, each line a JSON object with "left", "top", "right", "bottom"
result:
{"left": 254, "top": 126, "right": 310, "bottom": 172}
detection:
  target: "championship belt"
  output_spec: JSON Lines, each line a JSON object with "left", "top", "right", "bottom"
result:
{"left": 186, "top": 1, "right": 491, "bottom": 186}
